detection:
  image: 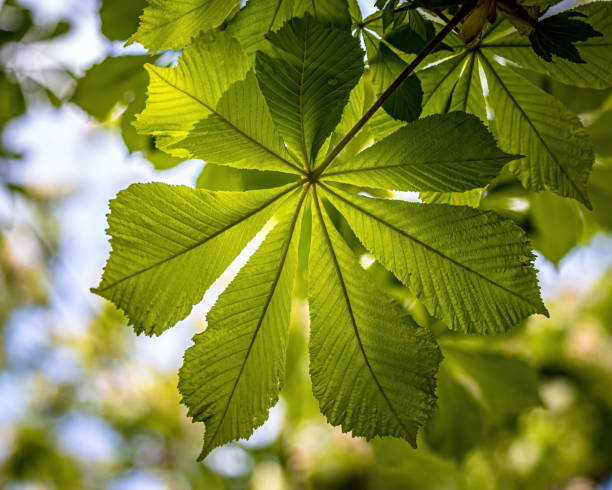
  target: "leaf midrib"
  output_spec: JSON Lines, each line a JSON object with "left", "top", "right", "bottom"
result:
{"left": 322, "top": 184, "right": 544, "bottom": 310}
{"left": 298, "top": 19, "right": 311, "bottom": 168}
{"left": 312, "top": 187, "right": 413, "bottom": 439}
{"left": 202, "top": 187, "right": 308, "bottom": 457}
{"left": 325, "top": 155, "right": 513, "bottom": 177}
{"left": 93, "top": 183, "right": 300, "bottom": 293}
{"left": 148, "top": 67, "right": 306, "bottom": 175}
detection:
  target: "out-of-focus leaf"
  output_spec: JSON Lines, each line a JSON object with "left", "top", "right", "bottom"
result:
{"left": 587, "top": 109, "right": 612, "bottom": 157}
{"left": 71, "top": 55, "right": 152, "bottom": 120}
{"left": 0, "top": 71, "right": 25, "bottom": 130}
{"left": 589, "top": 165, "right": 612, "bottom": 231}
{"left": 530, "top": 191, "right": 583, "bottom": 266}
{"left": 100, "top": 0, "right": 147, "bottom": 41}
{"left": 442, "top": 341, "right": 541, "bottom": 425}
{"left": 425, "top": 362, "right": 485, "bottom": 461}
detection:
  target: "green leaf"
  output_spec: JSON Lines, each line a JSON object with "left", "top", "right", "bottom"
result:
{"left": 134, "top": 31, "right": 250, "bottom": 158}
{"left": 418, "top": 53, "right": 467, "bottom": 117}
{"left": 480, "top": 55, "right": 594, "bottom": 208}
{"left": 129, "top": 0, "right": 240, "bottom": 52}
{"left": 227, "top": 0, "right": 351, "bottom": 56}
{"left": 100, "top": 0, "right": 146, "bottom": 41}
{"left": 482, "top": 3, "right": 612, "bottom": 89}
{"left": 196, "top": 164, "right": 295, "bottom": 191}
{"left": 529, "top": 191, "right": 583, "bottom": 266}
{"left": 119, "top": 81, "right": 183, "bottom": 170}
{"left": 364, "top": 30, "right": 423, "bottom": 122}
{"left": 442, "top": 341, "right": 541, "bottom": 425}
{"left": 174, "top": 71, "right": 303, "bottom": 174}
{"left": 325, "top": 113, "right": 517, "bottom": 192}
{"left": 179, "top": 190, "right": 306, "bottom": 460}
{"left": 0, "top": 71, "right": 25, "bottom": 131}
{"left": 426, "top": 340, "right": 541, "bottom": 461}
{"left": 322, "top": 186, "right": 548, "bottom": 334}
{"left": 71, "top": 55, "right": 151, "bottom": 121}
{"left": 528, "top": 11, "right": 603, "bottom": 64}
{"left": 255, "top": 15, "right": 364, "bottom": 166}
{"left": 226, "top": 0, "right": 296, "bottom": 55}
{"left": 424, "top": 362, "right": 485, "bottom": 461}
{"left": 92, "top": 183, "right": 299, "bottom": 335}
{"left": 420, "top": 189, "right": 483, "bottom": 208}
{"left": 448, "top": 52, "right": 488, "bottom": 122}
{"left": 292, "top": 0, "right": 351, "bottom": 28}
{"left": 309, "top": 192, "right": 441, "bottom": 446}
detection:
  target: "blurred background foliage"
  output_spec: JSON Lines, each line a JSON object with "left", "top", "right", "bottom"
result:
{"left": 1, "top": 0, "right": 612, "bottom": 489}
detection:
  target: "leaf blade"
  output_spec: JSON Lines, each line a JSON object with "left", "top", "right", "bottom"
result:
{"left": 308, "top": 190, "right": 441, "bottom": 445}
{"left": 325, "top": 113, "right": 517, "bottom": 192}
{"left": 480, "top": 54, "right": 594, "bottom": 207}
{"left": 92, "top": 183, "right": 299, "bottom": 335}
{"left": 255, "top": 15, "right": 364, "bottom": 166}
{"left": 134, "top": 31, "right": 250, "bottom": 158}
{"left": 179, "top": 190, "right": 307, "bottom": 459}
{"left": 323, "top": 186, "right": 548, "bottom": 334}
{"left": 176, "top": 71, "right": 303, "bottom": 174}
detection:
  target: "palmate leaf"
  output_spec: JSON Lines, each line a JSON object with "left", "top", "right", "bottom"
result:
{"left": 309, "top": 192, "right": 441, "bottom": 445}
{"left": 321, "top": 185, "right": 547, "bottom": 334}
{"left": 255, "top": 14, "right": 364, "bottom": 166}
{"left": 129, "top": 0, "right": 240, "bottom": 52}
{"left": 96, "top": 4, "right": 552, "bottom": 460}
{"left": 179, "top": 189, "right": 306, "bottom": 460}
{"left": 416, "top": 3, "right": 610, "bottom": 205}
{"left": 325, "top": 112, "right": 517, "bottom": 192}
{"left": 92, "top": 183, "right": 299, "bottom": 335}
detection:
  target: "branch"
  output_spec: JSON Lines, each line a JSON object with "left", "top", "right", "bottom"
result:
{"left": 312, "top": 0, "right": 476, "bottom": 179}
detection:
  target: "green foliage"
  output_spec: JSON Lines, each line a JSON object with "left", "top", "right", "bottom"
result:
{"left": 88, "top": 0, "right": 612, "bottom": 461}
{"left": 255, "top": 15, "right": 364, "bottom": 167}
{"left": 417, "top": 2, "right": 612, "bottom": 204}
{"left": 129, "top": 0, "right": 241, "bottom": 52}
{"left": 99, "top": 0, "right": 147, "bottom": 41}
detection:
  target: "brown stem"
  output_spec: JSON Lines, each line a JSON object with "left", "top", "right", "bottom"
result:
{"left": 312, "top": 0, "right": 476, "bottom": 179}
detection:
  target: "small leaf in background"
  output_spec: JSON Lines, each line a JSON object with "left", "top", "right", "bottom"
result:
{"left": 530, "top": 191, "right": 583, "bottom": 266}
{"left": 100, "top": 0, "right": 146, "bottom": 41}
{"left": 529, "top": 11, "right": 603, "bottom": 64}
{"left": 70, "top": 55, "right": 151, "bottom": 121}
